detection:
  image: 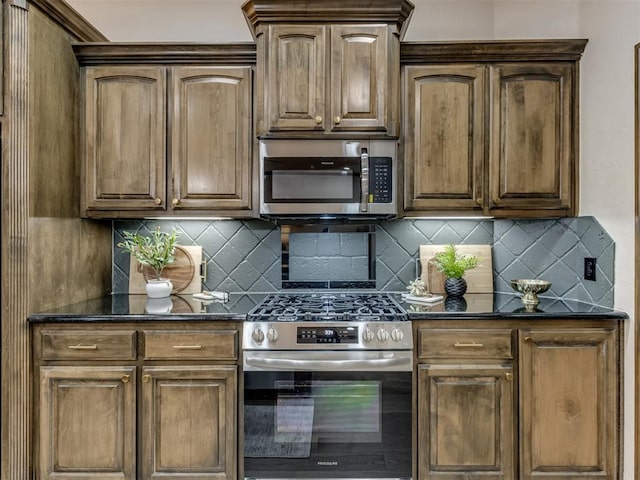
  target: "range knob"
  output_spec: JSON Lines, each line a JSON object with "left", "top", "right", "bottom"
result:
{"left": 267, "top": 327, "right": 279, "bottom": 343}
{"left": 391, "top": 328, "right": 405, "bottom": 342}
{"left": 251, "top": 327, "right": 265, "bottom": 344}
{"left": 376, "top": 328, "right": 389, "bottom": 342}
{"left": 362, "top": 327, "right": 375, "bottom": 343}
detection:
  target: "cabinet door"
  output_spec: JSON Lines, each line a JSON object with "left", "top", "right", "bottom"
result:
{"left": 38, "top": 366, "right": 136, "bottom": 480}
{"left": 330, "top": 25, "right": 389, "bottom": 133}
{"left": 519, "top": 328, "right": 618, "bottom": 480}
{"left": 403, "top": 65, "right": 485, "bottom": 213}
{"left": 266, "top": 25, "right": 326, "bottom": 132}
{"left": 489, "top": 63, "right": 575, "bottom": 216}
{"left": 418, "top": 364, "right": 515, "bottom": 480}
{"left": 170, "top": 66, "right": 252, "bottom": 211}
{"left": 141, "top": 365, "right": 237, "bottom": 480}
{"left": 84, "top": 66, "right": 166, "bottom": 212}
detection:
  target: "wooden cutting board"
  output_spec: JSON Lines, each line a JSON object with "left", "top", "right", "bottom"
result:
{"left": 419, "top": 245, "right": 493, "bottom": 294}
{"left": 129, "top": 245, "right": 202, "bottom": 294}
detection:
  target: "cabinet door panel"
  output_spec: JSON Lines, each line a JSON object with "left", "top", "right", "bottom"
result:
{"left": 519, "top": 328, "right": 618, "bottom": 480}
{"left": 331, "top": 25, "right": 388, "bottom": 132}
{"left": 267, "top": 25, "right": 326, "bottom": 131}
{"left": 489, "top": 63, "right": 574, "bottom": 214}
{"left": 38, "top": 366, "right": 136, "bottom": 480}
{"left": 418, "top": 364, "right": 515, "bottom": 480}
{"left": 141, "top": 365, "right": 237, "bottom": 480}
{"left": 84, "top": 66, "right": 166, "bottom": 211}
{"left": 171, "top": 67, "right": 252, "bottom": 210}
{"left": 403, "top": 65, "right": 485, "bottom": 212}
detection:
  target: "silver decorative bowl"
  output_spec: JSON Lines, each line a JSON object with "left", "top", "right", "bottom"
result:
{"left": 510, "top": 279, "right": 552, "bottom": 308}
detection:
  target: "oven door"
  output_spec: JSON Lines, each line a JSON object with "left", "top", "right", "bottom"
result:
{"left": 243, "top": 351, "right": 412, "bottom": 480}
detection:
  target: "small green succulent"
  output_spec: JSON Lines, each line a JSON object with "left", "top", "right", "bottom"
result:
{"left": 433, "top": 244, "right": 479, "bottom": 279}
{"left": 117, "top": 227, "right": 179, "bottom": 280}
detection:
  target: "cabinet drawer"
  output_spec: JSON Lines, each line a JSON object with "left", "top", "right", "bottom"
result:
{"left": 418, "top": 328, "right": 513, "bottom": 359}
{"left": 143, "top": 330, "right": 238, "bottom": 360}
{"left": 40, "top": 330, "right": 137, "bottom": 361}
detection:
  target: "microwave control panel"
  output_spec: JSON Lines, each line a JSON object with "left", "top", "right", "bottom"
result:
{"left": 369, "top": 157, "right": 393, "bottom": 203}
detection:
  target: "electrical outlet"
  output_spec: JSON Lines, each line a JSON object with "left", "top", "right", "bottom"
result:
{"left": 584, "top": 257, "right": 596, "bottom": 281}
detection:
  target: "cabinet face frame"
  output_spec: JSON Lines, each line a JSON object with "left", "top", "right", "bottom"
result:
{"left": 488, "top": 63, "right": 575, "bottom": 216}
{"left": 402, "top": 64, "right": 486, "bottom": 213}
{"left": 83, "top": 66, "right": 167, "bottom": 212}
{"left": 418, "top": 363, "right": 515, "bottom": 480}
{"left": 169, "top": 66, "right": 253, "bottom": 211}
{"left": 140, "top": 365, "right": 238, "bottom": 480}
{"left": 518, "top": 328, "right": 618, "bottom": 480}
{"left": 260, "top": 23, "right": 397, "bottom": 136}
{"left": 266, "top": 24, "right": 326, "bottom": 132}
{"left": 38, "top": 365, "right": 137, "bottom": 480}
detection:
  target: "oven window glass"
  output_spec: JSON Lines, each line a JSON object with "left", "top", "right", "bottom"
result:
{"left": 272, "top": 171, "right": 355, "bottom": 200}
{"left": 244, "top": 371, "right": 411, "bottom": 479}
{"left": 264, "top": 156, "right": 361, "bottom": 204}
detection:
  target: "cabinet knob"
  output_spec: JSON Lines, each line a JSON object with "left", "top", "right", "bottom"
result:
{"left": 121, "top": 375, "right": 130, "bottom": 383}
{"left": 494, "top": 197, "right": 501, "bottom": 205}
{"left": 172, "top": 198, "right": 180, "bottom": 206}
{"left": 476, "top": 198, "right": 482, "bottom": 205}
{"left": 143, "top": 374, "right": 151, "bottom": 383}
{"left": 315, "top": 115, "right": 323, "bottom": 124}
{"left": 505, "top": 372, "right": 513, "bottom": 381}
{"left": 154, "top": 198, "right": 162, "bottom": 205}
{"left": 524, "top": 336, "right": 532, "bottom": 343}
{"left": 333, "top": 116, "right": 341, "bottom": 124}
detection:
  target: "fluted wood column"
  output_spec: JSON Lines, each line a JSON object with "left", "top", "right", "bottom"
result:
{"left": 1, "top": 1, "right": 30, "bottom": 479}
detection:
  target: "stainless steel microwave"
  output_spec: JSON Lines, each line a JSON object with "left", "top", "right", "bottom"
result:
{"left": 259, "top": 139, "right": 397, "bottom": 219}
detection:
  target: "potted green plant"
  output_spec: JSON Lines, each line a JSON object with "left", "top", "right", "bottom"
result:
{"left": 117, "top": 227, "right": 179, "bottom": 298}
{"left": 432, "top": 244, "right": 479, "bottom": 297}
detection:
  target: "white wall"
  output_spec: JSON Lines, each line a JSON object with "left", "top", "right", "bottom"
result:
{"left": 66, "top": 0, "right": 639, "bottom": 477}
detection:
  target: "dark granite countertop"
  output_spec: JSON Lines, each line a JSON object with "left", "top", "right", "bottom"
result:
{"left": 27, "top": 292, "right": 628, "bottom": 323}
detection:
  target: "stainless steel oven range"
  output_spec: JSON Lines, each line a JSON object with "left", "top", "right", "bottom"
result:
{"left": 243, "top": 293, "right": 412, "bottom": 480}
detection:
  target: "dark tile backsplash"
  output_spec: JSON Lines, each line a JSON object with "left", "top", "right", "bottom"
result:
{"left": 113, "top": 216, "right": 614, "bottom": 307}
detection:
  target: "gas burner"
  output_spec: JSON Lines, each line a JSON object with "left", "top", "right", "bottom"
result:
{"left": 247, "top": 292, "right": 407, "bottom": 322}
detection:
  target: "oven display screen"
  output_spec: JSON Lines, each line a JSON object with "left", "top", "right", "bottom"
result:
{"left": 297, "top": 326, "right": 358, "bottom": 344}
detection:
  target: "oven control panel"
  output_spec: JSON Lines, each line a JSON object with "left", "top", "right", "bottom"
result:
{"left": 297, "top": 326, "right": 358, "bottom": 344}
{"left": 243, "top": 321, "right": 413, "bottom": 350}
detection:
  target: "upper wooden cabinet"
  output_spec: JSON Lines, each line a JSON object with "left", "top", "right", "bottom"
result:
{"left": 76, "top": 44, "right": 256, "bottom": 218}
{"left": 402, "top": 40, "right": 587, "bottom": 218}
{"left": 243, "top": 0, "right": 414, "bottom": 137}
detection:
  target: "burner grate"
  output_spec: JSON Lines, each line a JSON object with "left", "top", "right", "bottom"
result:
{"left": 247, "top": 293, "right": 407, "bottom": 322}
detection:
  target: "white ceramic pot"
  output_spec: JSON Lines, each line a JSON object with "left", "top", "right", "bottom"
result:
{"left": 145, "top": 296, "right": 173, "bottom": 314}
{"left": 145, "top": 278, "right": 173, "bottom": 298}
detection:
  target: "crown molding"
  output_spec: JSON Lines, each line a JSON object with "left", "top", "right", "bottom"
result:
{"left": 29, "top": 0, "right": 108, "bottom": 41}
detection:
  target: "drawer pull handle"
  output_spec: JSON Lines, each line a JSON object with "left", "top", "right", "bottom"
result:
{"left": 121, "top": 375, "right": 130, "bottom": 383}
{"left": 67, "top": 344, "right": 98, "bottom": 350}
{"left": 143, "top": 375, "right": 151, "bottom": 383}
{"left": 173, "top": 344, "right": 202, "bottom": 350}
{"left": 454, "top": 341, "right": 484, "bottom": 348}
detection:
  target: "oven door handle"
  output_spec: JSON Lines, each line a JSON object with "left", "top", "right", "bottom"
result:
{"left": 244, "top": 354, "right": 412, "bottom": 372}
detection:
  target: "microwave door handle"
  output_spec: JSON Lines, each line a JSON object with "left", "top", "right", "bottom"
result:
{"left": 360, "top": 147, "right": 369, "bottom": 212}
{"left": 244, "top": 355, "right": 411, "bottom": 372}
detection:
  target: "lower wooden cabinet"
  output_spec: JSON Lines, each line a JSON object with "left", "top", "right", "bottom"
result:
{"left": 519, "top": 328, "right": 618, "bottom": 480}
{"left": 416, "top": 320, "right": 622, "bottom": 480}
{"left": 418, "top": 364, "right": 515, "bottom": 480}
{"left": 33, "top": 323, "right": 239, "bottom": 480}
{"left": 141, "top": 365, "right": 237, "bottom": 480}
{"left": 38, "top": 365, "right": 137, "bottom": 480}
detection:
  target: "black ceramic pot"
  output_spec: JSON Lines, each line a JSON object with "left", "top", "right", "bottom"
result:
{"left": 444, "top": 277, "right": 467, "bottom": 296}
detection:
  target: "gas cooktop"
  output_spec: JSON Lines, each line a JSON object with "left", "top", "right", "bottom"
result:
{"left": 246, "top": 292, "right": 408, "bottom": 322}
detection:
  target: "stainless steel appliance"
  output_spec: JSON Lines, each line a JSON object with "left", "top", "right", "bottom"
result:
{"left": 259, "top": 139, "right": 397, "bottom": 219}
{"left": 243, "top": 292, "right": 412, "bottom": 480}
